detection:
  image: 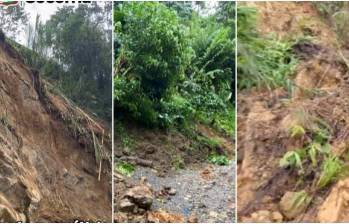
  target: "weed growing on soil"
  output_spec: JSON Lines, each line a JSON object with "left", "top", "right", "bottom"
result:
{"left": 289, "top": 125, "right": 306, "bottom": 138}
{"left": 116, "top": 161, "right": 135, "bottom": 177}
{"left": 280, "top": 113, "right": 347, "bottom": 195}
{"left": 197, "top": 136, "right": 221, "bottom": 149}
{"left": 308, "top": 143, "right": 321, "bottom": 167}
{"left": 290, "top": 190, "right": 312, "bottom": 210}
{"left": 316, "top": 155, "right": 343, "bottom": 189}
{"left": 280, "top": 150, "right": 304, "bottom": 173}
{"left": 208, "top": 153, "right": 230, "bottom": 166}
{"left": 237, "top": 6, "right": 298, "bottom": 90}
{"left": 172, "top": 154, "right": 185, "bottom": 170}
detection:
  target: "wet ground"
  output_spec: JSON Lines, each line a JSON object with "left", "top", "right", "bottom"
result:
{"left": 130, "top": 163, "right": 235, "bottom": 223}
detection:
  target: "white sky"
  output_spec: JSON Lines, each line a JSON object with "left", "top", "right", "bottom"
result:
{"left": 16, "top": 1, "right": 220, "bottom": 45}
{"left": 18, "top": 2, "right": 81, "bottom": 45}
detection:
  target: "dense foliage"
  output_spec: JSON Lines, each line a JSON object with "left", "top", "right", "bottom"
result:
{"left": 237, "top": 6, "right": 297, "bottom": 90}
{"left": 115, "top": 2, "right": 235, "bottom": 136}
{"left": 11, "top": 3, "right": 112, "bottom": 121}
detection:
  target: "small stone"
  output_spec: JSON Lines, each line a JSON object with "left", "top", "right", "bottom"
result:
{"left": 209, "top": 211, "right": 218, "bottom": 218}
{"left": 184, "top": 195, "right": 192, "bottom": 201}
{"left": 122, "top": 148, "right": 130, "bottom": 155}
{"left": 115, "top": 173, "right": 125, "bottom": 182}
{"left": 118, "top": 198, "right": 135, "bottom": 213}
{"left": 115, "top": 150, "right": 123, "bottom": 158}
{"left": 251, "top": 212, "right": 259, "bottom": 220}
{"left": 138, "top": 208, "right": 146, "bottom": 214}
{"left": 124, "top": 185, "right": 153, "bottom": 209}
{"left": 280, "top": 191, "right": 310, "bottom": 219}
{"left": 198, "top": 202, "right": 206, "bottom": 208}
{"left": 188, "top": 214, "right": 198, "bottom": 223}
{"left": 272, "top": 211, "right": 283, "bottom": 222}
{"left": 140, "top": 177, "right": 147, "bottom": 184}
{"left": 258, "top": 210, "right": 270, "bottom": 217}
{"left": 168, "top": 188, "right": 177, "bottom": 196}
{"left": 145, "top": 145, "right": 156, "bottom": 154}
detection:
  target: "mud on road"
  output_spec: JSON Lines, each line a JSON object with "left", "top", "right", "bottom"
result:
{"left": 133, "top": 163, "right": 235, "bottom": 223}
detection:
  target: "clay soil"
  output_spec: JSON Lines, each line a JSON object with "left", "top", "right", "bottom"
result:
{"left": 238, "top": 2, "right": 349, "bottom": 222}
{"left": 0, "top": 38, "right": 112, "bottom": 222}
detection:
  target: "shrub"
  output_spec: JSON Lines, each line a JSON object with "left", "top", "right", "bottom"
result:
{"left": 114, "top": 75, "right": 158, "bottom": 127}
{"left": 115, "top": 2, "right": 186, "bottom": 100}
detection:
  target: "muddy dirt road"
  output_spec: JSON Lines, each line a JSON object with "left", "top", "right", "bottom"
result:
{"left": 130, "top": 163, "right": 235, "bottom": 223}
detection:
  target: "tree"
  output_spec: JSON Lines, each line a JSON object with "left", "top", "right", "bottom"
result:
{"left": 44, "top": 3, "right": 112, "bottom": 121}
{"left": 116, "top": 2, "right": 186, "bottom": 100}
{"left": 0, "top": 6, "right": 28, "bottom": 38}
{"left": 20, "top": 3, "right": 113, "bottom": 121}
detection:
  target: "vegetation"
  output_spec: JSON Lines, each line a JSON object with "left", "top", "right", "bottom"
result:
{"left": 116, "top": 161, "right": 135, "bottom": 177}
{"left": 237, "top": 3, "right": 349, "bottom": 222}
{"left": 237, "top": 6, "right": 297, "bottom": 90}
{"left": 279, "top": 114, "right": 347, "bottom": 192}
{"left": 0, "top": 5, "right": 28, "bottom": 38}
{"left": 316, "top": 155, "right": 343, "bottom": 189}
{"left": 7, "top": 3, "right": 112, "bottom": 121}
{"left": 208, "top": 153, "right": 230, "bottom": 166}
{"left": 114, "top": 2, "right": 234, "bottom": 137}
{"left": 314, "top": 2, "right": 349, "bottom": 48}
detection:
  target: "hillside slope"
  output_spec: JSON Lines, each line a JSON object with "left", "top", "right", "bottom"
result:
{"left": 238, "top": 2, "right": 349, "bottom": 222}
{"left": 0, "top": 37, "right": 112, "bottom": 222}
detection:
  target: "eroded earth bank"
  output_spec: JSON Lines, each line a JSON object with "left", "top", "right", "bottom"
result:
{"left": 238, "top": 2, "right": 349, "bottom": 222}
{"left": 0, "top": 35, "right": 112, "bottom": 222}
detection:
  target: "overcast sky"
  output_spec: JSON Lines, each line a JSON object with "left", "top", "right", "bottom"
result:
{"left": 18, "top": 2, "right": 81, "bottom": 45}
{"left": 17, "top": 1, "right": 219, "bottom": 45}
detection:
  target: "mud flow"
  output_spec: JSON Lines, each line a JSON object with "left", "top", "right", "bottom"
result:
{"left": 0, "top": 38, "right": 112, "bottom": 222}
{"left": 238, "top": 2, "right": 349, "bottom": 222}
{"left": 115, "top": 124, "right": 235, "bottom": 223}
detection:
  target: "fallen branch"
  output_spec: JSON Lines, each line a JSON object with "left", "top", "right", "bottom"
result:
{"left": 120, "top": 156, "right": 153, "bottom": 167}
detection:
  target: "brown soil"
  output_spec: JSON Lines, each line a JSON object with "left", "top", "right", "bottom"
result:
{"left": 115, "top": 123, "right": 233, "bottom": 176}
{"left": 0, "top": 38, "right": 112, "bottom": 222}
{"left": 238, "top": 2, "right": 349, "bottom": 223}
{"left": 244, "top": 2, "right": 338, "bottom": 46}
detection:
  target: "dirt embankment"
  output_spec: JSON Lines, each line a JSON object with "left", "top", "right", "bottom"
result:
{"left": 238, "top": 2, "right": 349, "bottom": 223}
{"left": 0, "top": 37, "right": 112, "bottom": 222}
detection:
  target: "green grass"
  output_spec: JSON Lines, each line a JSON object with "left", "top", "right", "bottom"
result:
{"left": 316, "top": 155, "right": 343, "bottom": 189}
{"left": 116, "top": 161, "right": 135, "bottom": 177}
{"left": 208, "top": 153, "right": 230, "bottom": 166}
{"left": 290, "top": 190, "right": 312, "bottom": 210}
{"left": 197, "top": 136, "right": 222, "bottom": 149}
